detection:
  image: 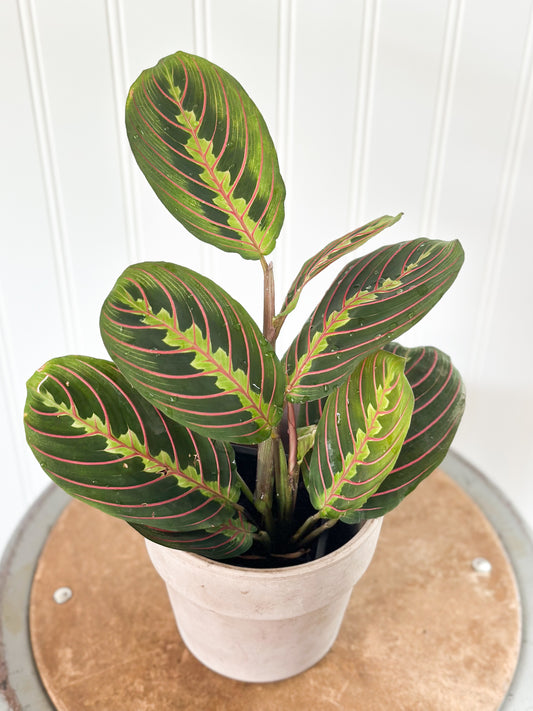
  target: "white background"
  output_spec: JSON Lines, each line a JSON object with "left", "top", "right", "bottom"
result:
{"left": 2, "top": 0, "right": 533, "bottom": 556}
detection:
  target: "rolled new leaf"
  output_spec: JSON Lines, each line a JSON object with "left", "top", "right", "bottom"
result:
{"left": 306, "top": 350, "right": 414, "bottom": 519}
{"left": 126, "top": 50, "right": 285, "bottom": 260}
{"left": 275, "top": 213, "right": 402, "bottom": 326}
{"left": 24, "top": 356, "right": 244, "bottom": 535}
{"left": 285, "top": 238, "right": 464, "bottom": 402}
{"left": 342, "top": 343, "right": 466, "bottom": 522}
{"left": 100, "top": 262, "right": 285, "bottom": 443}
{"left": 131, "top": 511, "right": 256, "bottom": 561}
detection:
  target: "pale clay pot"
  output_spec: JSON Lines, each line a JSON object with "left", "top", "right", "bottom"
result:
{"left": 145, "top": 517, "right": 383, "bottom": 683}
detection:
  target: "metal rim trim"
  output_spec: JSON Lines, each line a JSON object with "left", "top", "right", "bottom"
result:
{"left": 1, "top": 452, "right": 532, "bottom": 709}
{"left": 0, "top": 485, "right": 69, "bottom": 711}
{"left": 444, "top": 450, "right": 533, "bottom": 710}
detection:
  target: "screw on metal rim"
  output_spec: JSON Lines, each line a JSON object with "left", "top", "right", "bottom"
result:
{"left": 53, "top": 586, "right": 73, "bottom": 604}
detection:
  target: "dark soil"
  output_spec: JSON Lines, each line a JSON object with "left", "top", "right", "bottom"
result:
{"left": 232, "top": 444, "right": 361, "bottom": 569}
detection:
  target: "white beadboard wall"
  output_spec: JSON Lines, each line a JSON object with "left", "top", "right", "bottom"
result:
{"left": 2, "top": 0, "right": 533, "bottom": 556}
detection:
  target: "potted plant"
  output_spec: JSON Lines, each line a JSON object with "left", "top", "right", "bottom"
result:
{"left": 24, "top": 50, "right": 465, "bottom": 683}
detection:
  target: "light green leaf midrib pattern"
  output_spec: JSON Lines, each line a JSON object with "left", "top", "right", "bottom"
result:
{"left": 36, "top": 378, "right": 233, "bottom": 503}
{"left": 140, "top": 305, "right": 268, "bottom": 423}
{"left": 165, "top": 68, "right": 264, "bottom": 256}
{"left": 290, "top": 289, "right": 377, "bottom": 383}
{"left": 327, "top": 381, "right": 397, "bottom": 501}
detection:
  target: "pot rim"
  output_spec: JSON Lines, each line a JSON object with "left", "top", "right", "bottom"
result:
{"left": 146, "top": 516, "right": 383, "bottom": 579}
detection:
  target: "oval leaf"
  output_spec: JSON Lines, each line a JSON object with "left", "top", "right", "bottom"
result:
{"left": 100, "top": 262, "right": 285, "bottom": 443}
{"left": 306, "top": 350, "right": 414, "bottom": 520}
{"left": 24, "top": 356, "right": 242, "bottom": 533}
{"left": 284, "top": 238, "right": 464, "bottom": 402}
{"left": 132, "top": 511, "right": 255, "bottom": 561}
{"left": 126, "top": 50, "right": 285, "bottom": 260}
{"left": 343, "top": 343, "right": 466, "bottom": 522}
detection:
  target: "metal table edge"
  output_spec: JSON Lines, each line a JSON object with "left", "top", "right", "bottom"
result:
{"left": 0, "top": 485, "right": 69, "bottom": 711}
{"left": 1, "top": 453, "right": 532, "bottom": 710}
{"left": 443, "top": 450, "right": 533, "bottom": 711}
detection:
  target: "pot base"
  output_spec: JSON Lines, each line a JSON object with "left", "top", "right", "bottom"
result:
{"left": 171, "top": 591, "right": 351, "bottom": 682}
{"left": 145, "top": 518, "right": 382, "bottom": 682}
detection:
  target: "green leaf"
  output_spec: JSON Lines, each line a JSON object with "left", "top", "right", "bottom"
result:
{"left": 306, "top": 350, "right": 414, "bottom": 520}
{"left": 275, "top": 214, "right": 402, "bottom": 326}
{"left": 24, "top": 356, "right": 244, "bottom": 537}
{"left": 297, "top": 398, "right": 327, "bottom": 428}
{"left": 100, "top": 262, "right": 285, "bottom": 444}
{"left": 131, "top": 511, "right": 255, "bottom": 561}
{"left": 296, "top": 399, "right": 326, "bottom": 488}
{"left": 284, "top": 238, "right": 464, "bottom": 402}
{"left": 126, "top": 50, "right": 285, "bottom": 260}
{"left": 342, "top": 343, "right": 466, "bottom": 522}
{"left": 296, "top": 425, "right": 317, "bottom": 465}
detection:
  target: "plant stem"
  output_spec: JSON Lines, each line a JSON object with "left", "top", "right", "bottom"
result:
{"left": 273, "top": 432, "right": 292, "bottom": 524}
{"left": 254, "top": 437, "right": 275, "bottom": 533}
{"left": 252, "top": 530, "right": 272, "bottom": 553}
{"left": 262, "top": 260, "right": 276, "bottom": 345}
{"left": 290, "top": 511, "right": 322, "bottom": 544}
{"left": 287, "top": 402, "right": 299, "bottom": 510}
{"left": 299, "top": 519, "right": 338, "bottom": 548}
{"left": 236, "top": 473, "right": 256, "bottom": 507}
{"left": 256, "top": 257, "right": 281, "bottom": 538}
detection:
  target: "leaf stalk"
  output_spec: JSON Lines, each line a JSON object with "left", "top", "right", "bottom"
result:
{"left": 254, "top": 437, "right": 275, "bottom": 533}
{"left": 287, "top": 402, "right": 299, "bottom": 510}
{"left": 273, "top": 433, "right": 292, "bottom": 524}
{"left": 262, "top": 260, "right": 276, "bottom": 345}
{"left": 290, "top": 511, "right": 323, "bottom": 544}
{"left": 298, "top": 519, "right": 338, "bottom": 548}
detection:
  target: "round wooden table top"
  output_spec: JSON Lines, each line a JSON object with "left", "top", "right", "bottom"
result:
{"left": 29, "top": 470, "right": 521, "bottom": 711}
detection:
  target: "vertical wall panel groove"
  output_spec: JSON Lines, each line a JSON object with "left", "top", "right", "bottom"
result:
{"left": 4, "top": 0, "right": 533, "bottom": 557}
{"left": 2, "top": 1, "right": 33, "bottom": 507}
{"left": 16, "top": 0, "right": 77, "bottom": 349}
{"left": 0, "top": 293, "right": 32, "bottom": 503}
{"left": 276, "top": 0, "right": 295, "bottom": 194}
{"left": 348, "top": 0, "right": 380, "bottom": 227}
{"left": 105, "top": 0, "right": 143, "bottom": 264}
{"left": 420, "top": 0, "right": 464, "bottom": 235}
{"left": 194, "top": 0, "right": 213, "bottom": 276}
{"left": 193, "top": 0, "right": 209, "bottom": 57}
{"left": 275, "top": 0, "right": 295, "bottom": 292}
{"left": 468, "top": 4, "right": 533, "bottom": 376}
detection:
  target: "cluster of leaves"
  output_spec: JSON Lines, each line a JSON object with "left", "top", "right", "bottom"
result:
{"left": 24, "top": 51, "right": 465, "bottom": 563}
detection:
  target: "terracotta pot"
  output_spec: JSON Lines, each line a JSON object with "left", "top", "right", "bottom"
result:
{"left": 145, "top": 516, "right": 383, "bottom": 682}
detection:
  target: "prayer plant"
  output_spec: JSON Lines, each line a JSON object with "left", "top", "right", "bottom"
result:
{"left": 24, "top": 51, "right": 465, "bottom": 564}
